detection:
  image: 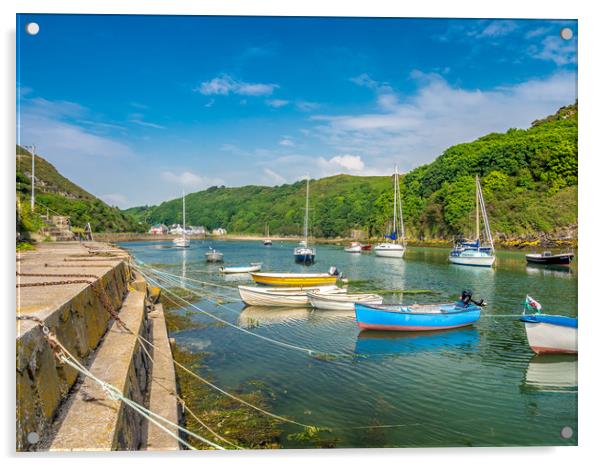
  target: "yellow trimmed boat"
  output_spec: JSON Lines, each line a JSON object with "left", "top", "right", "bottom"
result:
{"left": 250, "top": 272, "right": 339, "bottom": 287}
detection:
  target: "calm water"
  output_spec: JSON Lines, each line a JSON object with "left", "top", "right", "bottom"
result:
{"left": 121, "top": 240, "right": 578, "bottom": 448}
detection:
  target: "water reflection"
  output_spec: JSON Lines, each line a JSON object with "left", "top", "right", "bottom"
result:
{"left": 354, "top": 327, "right": 480, "bottom": 356}
{"left": 522, "top": 355, "right": 578, "bottom": 393}
{"left": 526, "top": 265, "right": 574, "bottom": 279}
{"left": 238, "top": 306, "right": 311, "bottom": 327}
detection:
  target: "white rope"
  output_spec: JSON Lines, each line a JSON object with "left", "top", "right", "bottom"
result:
{"left": 51, "top": 337, "right": 225, "bottom": 450}
{"left": 138, "top": 268, "right": 326, "bottom": 356}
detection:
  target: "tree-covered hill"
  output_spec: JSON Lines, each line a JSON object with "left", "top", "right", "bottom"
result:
{"left": 129, "top": 103, "right": 577, "bottom": 242}
{"left": 16, "top": 146, "right": 143, "bottom": 233}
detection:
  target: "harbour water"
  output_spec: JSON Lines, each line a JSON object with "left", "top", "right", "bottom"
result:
{"left": 122, "top": 240, "right": 578, "bottom": 448}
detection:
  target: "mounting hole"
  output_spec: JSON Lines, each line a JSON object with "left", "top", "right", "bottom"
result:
{"left": 27, "top": 432, "right": 40, "bottom": 444}
{"left": 560, "top": 28, "right": 573, "bottom": 40}
{"left": 560, "top": 426, "right": 573, "bottom": 439}
{"left": 26, "top": 22, "right": 40, "bottom": 36}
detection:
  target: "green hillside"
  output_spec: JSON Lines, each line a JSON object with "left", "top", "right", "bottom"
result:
{"left": 16, "top": 146, "right": 143, "bottom": 234}
{"left": 129, "top": 103, "right": 577, "bottom": 242}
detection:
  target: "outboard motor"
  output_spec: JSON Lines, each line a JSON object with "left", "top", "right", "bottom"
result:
{"left": 460, "top": 289, "right": 485, "bottom": 307}
{"left": 329, "top": 266, "right": 340, "bottom": 277}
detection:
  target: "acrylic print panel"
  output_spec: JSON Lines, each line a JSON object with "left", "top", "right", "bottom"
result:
{"left": 16, "top": 14, "right": 578, "bottom": 451}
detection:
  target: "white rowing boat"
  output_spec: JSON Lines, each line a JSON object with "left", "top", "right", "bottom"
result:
{"left": 308, "top": 291, "right": 383, "bottom": 311}
{"left": 238, "top": 285, "right": 345, "bottom": 307}
{"left": 220, "top": 263, "right": 262, "bottom": 274}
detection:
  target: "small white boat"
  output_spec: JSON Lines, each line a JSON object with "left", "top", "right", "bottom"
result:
{"left": 520, "top": 296, "right": 577, "bottom": 354}
{"left": 293, "top": 177, "right": 316, "bottom": 264}
{"left": 344, "top": 242, "right": 362, "bottom": 253}
{"left": 220, "top": 263, "right": 262, "bottom": 274}
{"left": 449, "top": 176, "right": 495, "bottom": 267}
{"left": 205, "top": 247, "right": 224, "bottom": 262}
{"left": 238, "top": 285, "right": 345, "bottom": 307}
{"left": 263, "top": 224, "right": 273, "bottom": 246}
{"left": 173, "top": 191, "right": 190, "bottom": 248}
{"left": 374, "top": 243, "right": 405, "bottom": 258}
{"left": 375, "top": 165, "right": 406, "bottom": 259}
{"left": 308, "top": 291, "right": 383, "bottom": 311}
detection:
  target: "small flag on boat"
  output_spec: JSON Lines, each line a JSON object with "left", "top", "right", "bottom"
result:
{"left": 525, "top": 295, "right": 542, "bottom": 312}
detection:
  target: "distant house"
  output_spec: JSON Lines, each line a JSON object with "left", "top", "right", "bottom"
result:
{"left": 189, "top": 225, "right": 206, "bottom": 236}
{"left": 149, "top": 224, "right": 168, "bottom": 235}
{"left": 169, "top": 224, "right": 184, "bottom": 235}
{"left": 212, "top": 227, "right": 227, "bottom": 236}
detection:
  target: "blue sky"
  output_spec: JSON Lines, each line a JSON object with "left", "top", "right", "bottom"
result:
{"left": 17, "top": 15, "right": 577, "bottom": 208}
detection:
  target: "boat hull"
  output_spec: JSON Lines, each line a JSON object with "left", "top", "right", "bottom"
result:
{"left": 449, "top": 254, "right": 495, "bottom": 267}
{"left": 220, "top": 264, "right": 262, "bottom": 274}
{"left": 205, "top": 252, "right": 224, "bottom": 262}
{"left": 355, "top": 303, "right": 481, "bottom": 331}
{"left": 250, "top": 273, "right": 337, "bottom": 287}
{"left": 294, "top": 253, "right": 315, "bottom": 264}
{"left": 309, "top": 293, "right": 383, "bottom": 311}
{"left": 520, "top": 316, "right": 578, "bottom": 354}
{"left": 526, "top": 253, "right": 574, "bottom": 265}
{"left": 344, "top": 245, "right": 362, "bottom": 253}
{"left": 374, "top": 244, "right": 405, "bottom": 258}
{"left": 238, "top": 285, "right": 341, "bottom": 306}
{"left": 173, "top": 237, "right": 190, "bottom": 248}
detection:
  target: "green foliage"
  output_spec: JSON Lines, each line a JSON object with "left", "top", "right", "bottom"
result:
{"left": 15, "top": 146, "right": 143, "bottom": 233}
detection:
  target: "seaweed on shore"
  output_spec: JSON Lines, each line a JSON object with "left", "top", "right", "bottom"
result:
{"left": 171, "top": 345, "right": 282, "bottom": 449}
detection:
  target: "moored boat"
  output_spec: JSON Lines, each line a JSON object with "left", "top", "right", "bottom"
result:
{"left": 449, "top": 176, "right": 495, "bottom": 267}
{"left": 263, "top": 224, "right": 273, "bottom": 246}
{"left": 294, "top": 177, "right": 316, "bottom": 264}
{"left": 308, "top": 291, "right": 383, "bottom": 311}
{"left": 520, "top": 295, "right": 577, "bottom": 354}
{"left": 250, "top": 269, "right": 341, "bottom": 287}
{"left": 220, "top": 263, "right": 262, "bottom": 274}
{"left": 375, "top": 165, "right": 406, "bottom": 258}
{"left": 361, "top": 244, "right": 372, "bottom": 251}
{"left": 205, "top": 247, "right": 224, "bottom": 262}
{"left": 172, "top": 191, "right": 190, "bottom": 248}
{"left": 344, "top": 242, "right": 362, "bottom": 253}
{"left": 355, "top": 290, "right": 483, "bottom": 331}
{"left": 238, "top": 285, "right": 344, "bottom": 307}
{"left": 525, "top": 251, "right": 574, "bottom": 266}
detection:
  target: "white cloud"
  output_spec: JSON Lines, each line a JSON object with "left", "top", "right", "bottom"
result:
{"left": 266, "top": 99, "right": 289, "bottom": 108}
{"left": 296, "top": 100, "right": 321, "bottom": 112}
{"left": 279, "top": 137, "right": 295, "bottom": 147}
{"left": 319, "top": 155, "right": 365, "bottom": 172}
{"left": 101, "top": 193, "right": 128, "bottom": 206}
{"left": 196, "top": 75, "right": 278, "bottom": 96}
{"left": 161, "top": 170, "right": 223, "bottom": 190}
{"left": 128, "top": 119, "right": 166, "bottom": 129}
{"left": 263, "top": 168, "right": 286, "bottom": 184}
{"left": 310, "top": 71, "right": 577, "bottom": 173}
{"left": 530, "top": 35, "right": 577, "bottom": 66}
{"left": 477, "top": 20, "right": 518, "bottom": 38}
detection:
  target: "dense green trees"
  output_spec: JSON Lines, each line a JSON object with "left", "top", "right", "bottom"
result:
{"left": 131, "top": 104, "right": 577, "bottom": 240}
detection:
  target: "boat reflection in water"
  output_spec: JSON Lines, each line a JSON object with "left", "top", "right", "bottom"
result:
{"left": 522, "top": 355, "right": 577, "bottom": 393}
{"left": 238, "top": 306, "right": 311, "bottom": 328}
{"left": 526, "top": 265, "right": 574, "bottom": 279}
{"left": 354, "top": 327, "right": 480, "bottom": 356}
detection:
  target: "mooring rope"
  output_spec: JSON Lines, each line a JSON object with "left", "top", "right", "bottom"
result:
{"left": 19, "top": 316, "right": 224, "bottom": 450}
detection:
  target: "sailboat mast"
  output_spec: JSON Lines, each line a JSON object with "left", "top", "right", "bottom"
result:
{"left": 475, "top": 176, "right": 480, "bottom": 242}
{"left": 393, "top": 166, "right": 398, "bottom": 243}
{"left": 182, "top": 191, "right": 186, "bottom": 234}
{"left": 398, "top": 168, "right": 406, "bottom": 247}
{"left": 304, "top": 176, "right": 309, "bottom": 242}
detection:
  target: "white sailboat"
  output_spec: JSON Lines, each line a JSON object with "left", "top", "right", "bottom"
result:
{"left": 449, "top": 176, "right": 495, "bottom": 267}
{"left": 374, "top": 166, "right": 406, "bottom": 258}
{"left": 263, "top": 224, "right": 272, "bottom": 246}
{"left": 172, "top": 191, "right": 190, "bottom": 248}
{"left": 293, "top": 176, "right": 316, "bottom": 264}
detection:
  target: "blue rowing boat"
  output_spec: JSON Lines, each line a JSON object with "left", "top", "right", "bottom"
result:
{"left": 355, "top": 301, "right": 481, "bottom": 331}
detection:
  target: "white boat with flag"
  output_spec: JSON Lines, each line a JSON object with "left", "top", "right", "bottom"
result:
{"left": 293, "top": 176, "right": 316, "bottom": 264}
{"left": 374, "top": 165, "right": 406, "bottom": 258}
{"left": 449, "top": 176, "right": 495, "bottom": 267}
{"left": 519, "top": 295, "right": 577, "bottom": 354}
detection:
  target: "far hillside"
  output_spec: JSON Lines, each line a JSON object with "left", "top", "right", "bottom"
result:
{"left": 128, "top": 103, "right": 577, "bottom": 243}
{"left": 16, "top": 146, "right": 143, "bottom": 235}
